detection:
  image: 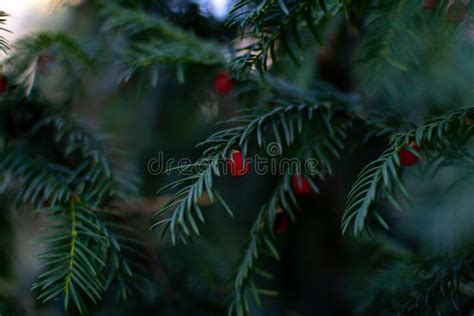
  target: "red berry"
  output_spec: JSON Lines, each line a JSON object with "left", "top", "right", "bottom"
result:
{"left": 448, "top": 0, "right": 467, "bottom": 23}
{"left": 0, "top": 76, "right": 7, "bottom": 94}
{"left": 215, "top": 72, "right": 233, "bottom": 94}
{"left": 227, "top": 150, "right": 250, "bottom": 177}
{"left": 398, "top": 143, "right": 420, "bottom": 167}
{"left": 273, "top": 212, "right": 288, "bottom": 234}
{"left": 291, "top": 175, "right": 312, "bottom": 196}
{"left": 420, "top": 0, "right": 438, "bottom": 10}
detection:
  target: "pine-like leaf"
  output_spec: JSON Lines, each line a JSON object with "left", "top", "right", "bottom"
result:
{"left": 342, "top": 108, "right": 474, "bottom": 236}
{"left": 0, "top": 11, "right": 10, "bottom": 55}
{"left": 228, "top": 117, "right": 351, "bottom": 315}
{"left": 102, "top": 5, "right": 225, "bottom": 82}
{"left": 153, "top": 93, "right": 347, "bottom": 244}
{"left": 228, "top": 0, "right": 344, "bottom": 72}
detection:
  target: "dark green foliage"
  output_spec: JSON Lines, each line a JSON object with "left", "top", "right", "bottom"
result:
{"left": 394, "top": 251, "right": 474, "bottom": 315}
{"left": 355, "top": 0, "right": 474, "bottom": 109}
{"left": 0, "top": 75, "right": 142, "bottom": 314}
{"left": 153, "top": 86, "right": 351, "bottom": 243}
{"left": 355, "top": 0, "right": 425, "bottom": 95}
{"left": 358, "top": 248, "right": 474, "bottom": 315}
{"left": 228, "top": 116, "right": 352, "bottom": 315}
{"left": 151, "top": 0, "right": 474, "bottom": 314}
{"left": 342, "top": 108, "right": 474, "bottom": 236}
{"left": 228, "top": 0, "right": 344, "bottom": 73}
{"left": 32, "top": 199, "right": 144, "bottom": 314}
{"left": 9, "top": 32, "right": 94, "bottom": 67}
{"left": 3, "top": 0, "right": 474, "bottom": 315}
{"left": 0, "top": 11, "right": 10, "bottom": 54}
{"left": 153, "top": 77, "right": 355, "bottom": 314}
{"left": 33, "top": 200, "right": 109, "bottom": 314}
{"left": 102, "top": 5, "right": 225, "bottom": 82}
{"left": 6, "top": 33, "right": 93, "bottom": 96}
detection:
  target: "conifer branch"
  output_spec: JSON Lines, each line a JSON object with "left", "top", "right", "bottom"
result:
{"left": 354, "top": 0, "right": 449, "bottom": 95}
{"left": 33, "top": 198, "right": 107, "bottom": 314}
{"left": 102, "top": 5, "right": 225, "bottom": 82}
{"left": 32, "top": 198, "right": 144, "bottom": 314}
{"left": 228, "top": 175, "right": 290, "bottom": 316}
{"left": 0, "top": 11, "right": 10, "bottom": 55}
{"left": 228, "top": 117, "right": 352, "bottom": 315}
{"left": 342, "top": 108, "right": 474, "bottom": 236}
{"left": 228, "top": 0, "right": 344, "bottom": 72}
{"left": 6, "top": 33, "right": 93, "bottom": 96}
{"left": 10, "top": 33, "right": 93, "bottom": 67}
{"left": 0, "top": 100, "right": 142, "bottom": 314}
{"left": 395, "top": 251, "right": 474, "bottom": 315}
{"left": 153, "top": 96, "right": 347, "bottom": 245}
{"left": 359, "top": 249, "right": 474, "bottom": 315}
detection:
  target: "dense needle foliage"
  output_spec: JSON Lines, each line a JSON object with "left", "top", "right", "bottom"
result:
{"left": 1, "top": 0, "right": 474, "bottom": 315}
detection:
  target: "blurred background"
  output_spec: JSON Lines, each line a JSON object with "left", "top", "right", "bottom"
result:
{"left": 2, "top": 0, "right": 474, "bottom": 315}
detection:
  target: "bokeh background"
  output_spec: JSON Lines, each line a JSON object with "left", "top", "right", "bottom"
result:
{"left": 2, "top": 0, "right": 474, "bottom": 315}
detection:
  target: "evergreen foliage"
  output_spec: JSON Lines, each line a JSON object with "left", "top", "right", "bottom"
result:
{"left": 153, "top": 85, "right": 352, "bottom": 242}
{"left": 102, "top": 5, "right": 225, "bottom": 82}
{"left": 342, "top": 108, "right": 474, "bottom": 236}
{"left": 228, "top": 0, "right": 345, "bottom": 72}
{"left": 2, "top": 0, "right": 474, "bottom": 315}
{"left": 6, "top": 33, "right": 93, "bottom": 96}
{"left": 0, "top": 11, "right": 9, "bottom": 55}
{"left": 0, "top": 30, "right": 143, "bottom": 313}
{"left": 228, "top": 116, "right": 352, "bottom": 316}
